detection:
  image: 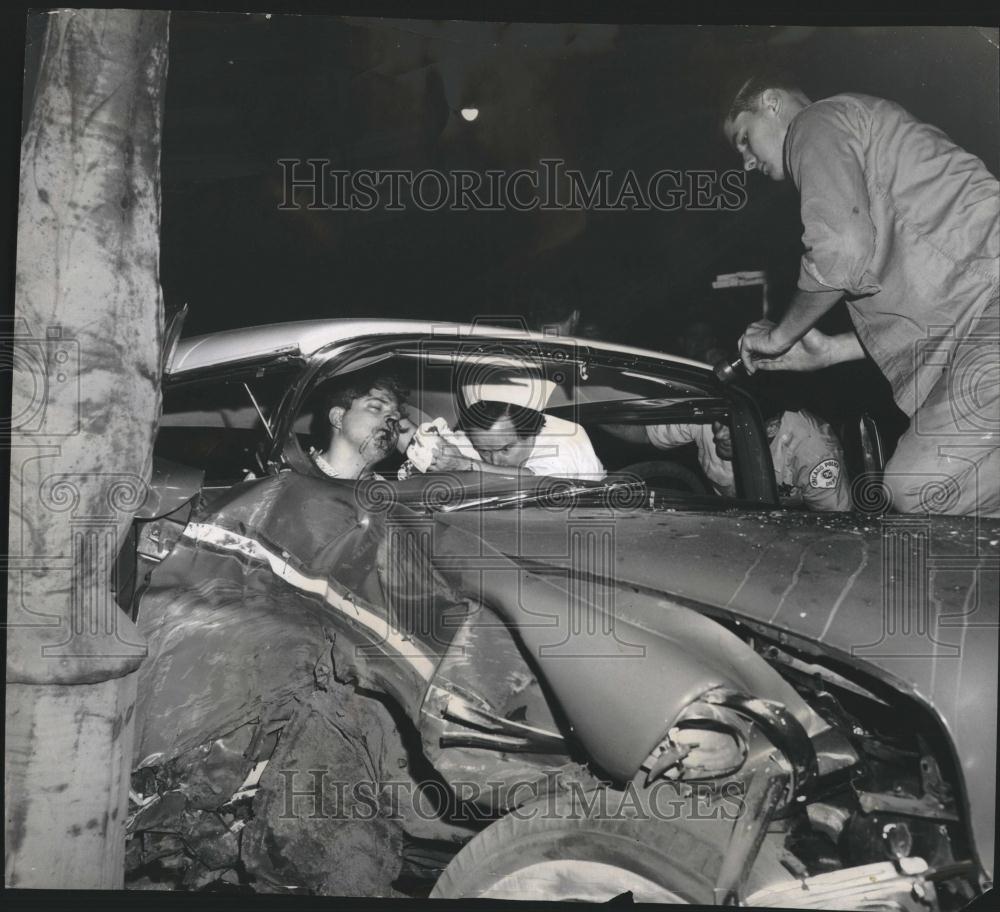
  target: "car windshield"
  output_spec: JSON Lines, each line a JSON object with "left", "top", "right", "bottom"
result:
{"left": 290, "top": 341, "right": 762, "bottom": 510}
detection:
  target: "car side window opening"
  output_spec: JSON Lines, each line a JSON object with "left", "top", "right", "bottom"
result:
{"left": 157, "top": 371, "right": 294, "bottom": 486}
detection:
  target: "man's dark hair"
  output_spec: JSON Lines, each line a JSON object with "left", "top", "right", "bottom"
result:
{"left": 721, "top": 65, "right": 802, "bottom": 126}
{"left": 324, "top": 371, "right": 409, "bottom": 416}
{"left": 306, "top": 370, "right": 408, "bottom": 449}
{"left": 457, "top": 400, "right": 545, "bottom": 439}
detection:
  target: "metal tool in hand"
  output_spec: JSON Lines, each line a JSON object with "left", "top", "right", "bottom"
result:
{"left": 713, "top": 357, "right": 747, "bottom": 384}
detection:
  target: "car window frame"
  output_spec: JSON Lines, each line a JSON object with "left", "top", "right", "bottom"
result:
{"left": 272, "top": 334, "right": 780, "bottom": 508}
{"left": 159, "top": 356, "right": 304, "bottom": 485}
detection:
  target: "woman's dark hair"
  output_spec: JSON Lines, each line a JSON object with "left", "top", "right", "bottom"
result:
{"left": 457, "top": 400, "right": 545, "bottom": 439}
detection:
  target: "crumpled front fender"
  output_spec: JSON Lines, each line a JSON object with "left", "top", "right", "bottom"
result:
{"left": 429, "top": 519, "right": 829, "bottom": 783}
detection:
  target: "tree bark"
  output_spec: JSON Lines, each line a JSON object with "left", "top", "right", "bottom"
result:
{"left": 6, "top": 8, "right": 169, "bottom": 888}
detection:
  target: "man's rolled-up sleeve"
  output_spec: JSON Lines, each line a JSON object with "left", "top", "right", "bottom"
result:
{"left": 786, "top": 103, "right": 881, "bottom": 297}
{"left": 647, "top": 423, "right": 696, "bottom": 449}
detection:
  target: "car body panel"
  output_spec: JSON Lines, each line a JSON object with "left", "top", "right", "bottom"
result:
{"left": 133, "top": 472, "right": 826, "bottom": 785}
{"left": 139, "top": 318, "right": 998, "bottom": 888}
{"left": 133, "top": 471, "right": 467, "bottom": 765}
{"left": 166, "top": 318, "right": 711, "bottom": 377}
{"left": 436, "top": 504, "right": 999, "bottom": 876}
{"left": 136, "top": 455, "right": 205, "bottom": 519}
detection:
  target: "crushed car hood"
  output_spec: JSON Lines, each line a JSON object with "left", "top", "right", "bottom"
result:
{"left": 436, "top": 504, "right": 999, "bottom": 875}
{"left": 133, "top": 469, "right": 997, "bottom": 880}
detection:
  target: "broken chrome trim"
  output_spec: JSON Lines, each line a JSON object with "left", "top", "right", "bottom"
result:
{"left": 439, "top": 731, "right": 543, "bottom": 752}
{"left": 640, "top": 719, "right": 748, "bottom": 786}
{"left": 701, "top": 687, "right": 818, "bottom": 799}
{"left": 856, "top": 788, "right": 961, "bottom": 822}
{"left": 714, "top": 764, "right": 789, "bottom": 905}
{"left": 439, "top": 691, "right": 566, "bottom": 754}
{"left": 180, "top": 521, "right": 438, "bottom": 680}
{"left": 640, "top": 686, "right": 818, "bottom": 799}
{"left": 745, "top": 857, "right": 938, "bottom": 910}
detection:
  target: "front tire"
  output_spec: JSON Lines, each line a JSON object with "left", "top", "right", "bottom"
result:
{"left": 430, "top": 787, "right": 761, "bottom": 903}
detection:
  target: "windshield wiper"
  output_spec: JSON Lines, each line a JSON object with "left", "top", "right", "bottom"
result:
{"left": 439, "top": 478, "right": 647, "bottom": 513}
{"left": 438, "top": 492, "right": 506, "bottom": 513}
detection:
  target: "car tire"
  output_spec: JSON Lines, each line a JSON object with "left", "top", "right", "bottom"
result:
{"left": 430, "top": 786, "right": 776, "bottom": 903}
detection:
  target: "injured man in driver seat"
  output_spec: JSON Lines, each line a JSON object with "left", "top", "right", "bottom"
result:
{"left": 308, "top": 371, "right": 412, "bottom": 481}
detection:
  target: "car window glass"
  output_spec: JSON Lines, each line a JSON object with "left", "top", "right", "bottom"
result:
{"left": 296, "top": 350, "right": 737, "bottom": 501}
{"left": 157, "top": 373, "right": 292, "bottom": 485}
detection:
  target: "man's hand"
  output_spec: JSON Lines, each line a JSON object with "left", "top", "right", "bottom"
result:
{"left": 748, "top": 327, "right": 832, "bottom": 372}
{"left": 738, "top": 287, "right": 845, "bottom": 373}
{"left": 395, "top": 415, "right": 418, "bottom": 454}
{"left": 743, "top": 328, "right": 865, "bottom": 373}
{"left": 738, "top": 319, "right": 791, "bottom": 374}
{"left": 426, "top": 438, "right": 477, "bottom": 473}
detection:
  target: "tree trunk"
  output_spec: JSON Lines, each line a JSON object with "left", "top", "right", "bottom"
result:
{"left": 6, "top": 8, "right": 169, "bottom": 888}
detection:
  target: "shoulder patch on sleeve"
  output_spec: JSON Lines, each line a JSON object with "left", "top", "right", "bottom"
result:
{"left": 809, "top": 458, "right": 841, "bottom": 489}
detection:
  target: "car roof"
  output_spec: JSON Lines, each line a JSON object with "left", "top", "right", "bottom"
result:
{"left": 167, "top": 317, "right": 712, "bottom": 376}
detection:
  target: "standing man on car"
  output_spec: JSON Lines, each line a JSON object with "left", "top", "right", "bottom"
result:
{"left": 724, "top": 68, "right": 999, "bottom": 516}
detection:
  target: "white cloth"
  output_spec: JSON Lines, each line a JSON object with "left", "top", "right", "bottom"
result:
{"left": 405, "top": 417, "right": 480, "bottom": 473}
{"left": 523, "top": 414, "right": 606, "bottom": 481}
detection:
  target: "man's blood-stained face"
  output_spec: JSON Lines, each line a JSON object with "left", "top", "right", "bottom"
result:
{"left": 332, "top": 387, "right": 402, "bottom": 460}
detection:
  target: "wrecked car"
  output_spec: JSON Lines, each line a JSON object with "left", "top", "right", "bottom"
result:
{"left": 123, "top": 318, "right": 997, "bottom": 907}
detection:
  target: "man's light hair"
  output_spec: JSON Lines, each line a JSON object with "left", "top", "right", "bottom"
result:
{"left": 723, "top": 66, "right": 802, "bottom": 125}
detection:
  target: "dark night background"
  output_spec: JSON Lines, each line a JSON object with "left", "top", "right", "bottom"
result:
{"left": 16, "top": 13, "right": 1000, "bottom": 437}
